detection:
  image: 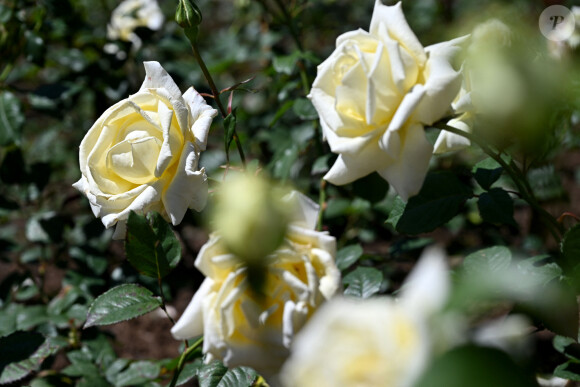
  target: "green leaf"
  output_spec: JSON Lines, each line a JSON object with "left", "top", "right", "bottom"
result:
{"left": 385, "top": 196, "right": 406, "bottom": 228}
{"left": 343, "top": 267, "right": 383, "bottom": 298}
{"left": 562, "top": 224, "right": 580, "bottom": 270}
{"left": 472, "top": 158, "right": 503, "bottom": 190}
{"left": 477, "top": 188, "right": 517, "bottom": 226}
{"left": 224, "top": 110, "right": 237, "bottom": 159}
{"left": 271, "top": 144, "right": 299, "bottom": 181}
{"left": 311, "top": 154, "right": 331, "bottom": 175}
{"left": 395, "top": 172, "right": 472, "bottom": 234}
{"left": 554, "top": 361, "right": 580, "bottom": 381}
{"left": 272, "top": 52, "right": 300, "bottom": 75}
{"left": 176, "top": 359, "right": 203, "bottom": 386}
{"left": 292, "top": 98, "right": 317, "bottom": 120}
{"left": 78, "top": 376, "right": 111, "bottom": 387}
{"left": 0, "top": 91, "right": 24, "bottom": 146}
{"left": 125, "top": 211, "right": 171, "bottom": 279}
{"left": 197, "top": 361, "right": 257, "bottom": 387}
{"left": 149, "top": 212, "right": 181, "bottom": 269}
{"left": 114, "top": 361, "right": 161, "bottom": 387}
{"left": 516, "top": 255, "right": 562, "bottom": 287}
{"left": 62, "top": 361, "right": 101, "bottom": 378}
{"left": 0, "top": 332, "right": 59, "bottom": 384}
{"left": 463, "top": 246, "right": 512, "bottom": 275}
{"left": 528, "top": 165, "right": 564, "bottom": 201}
{"left": 335, "top": 244, "right": 363, "bottom": 271}
{"left": 415, "top": 345, "right": 536, "bottom": 387}
{"left": 84, "top": 284, "right": 162, "bottom": 328}
{"left": 553, "top": 335, "right": 580, "bottom": 361}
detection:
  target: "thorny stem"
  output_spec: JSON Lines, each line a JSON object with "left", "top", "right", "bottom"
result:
{"left": 189, "top": 41, "right": 246, "bottom": 167}
{"left": 437, "top": 124, "right": 564, "bottom": 243}
{"left": 169, "top": 337, "right": 203, "bottom": 387}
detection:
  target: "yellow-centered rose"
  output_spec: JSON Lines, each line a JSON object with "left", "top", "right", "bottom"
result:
{"left": 73, "top": 61, "right": 217, "bottom": 239}
{"left": 280, "top": 247, "right": 451, "bottom": 387}
{"left": 310, "top": 0, "right": 465, "bottom": 200}
{"left": 171, "top": 192, "right": 341, "bottom": 383}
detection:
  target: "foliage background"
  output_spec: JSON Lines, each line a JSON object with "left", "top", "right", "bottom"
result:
{"left": 1, "top": 0, "right": 580, "bottom": 385}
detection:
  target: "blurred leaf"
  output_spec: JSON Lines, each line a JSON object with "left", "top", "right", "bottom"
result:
{"left": 395, "top": 172, "right": 472, "bottom": 234}
{"left": 415, "top": 345, "right": 536, "bottom": 387}
{"left": 343, "top": 267, "right": 383, "bottom": 298}
{"left": 311, "top": 154, "right": 331, "bottom": 175}
{"left": 78, "top": 376, "right": 111, "bottom": 387}
{"left": 197, "top": 361, "right": 257, "bottom": 387}
{"left": 528, "top": 165, "right": 564, "bottom": 201}
{"left": 336, "top": 244, "right": 364, "bottom": 271}
{"left": 463, "top": 246, "right": 512, "bottom": 275}
{"left": 16, "top": 305, "right": 48, "bottom": 330}
{"left": 0, "top": 91, "right": 24, "bottom": 146}
{"left": 114, "top": 361, "right": 161, "bottom": 387}
{"left": 24, "top": 30, "right": 45, "bottom": 65}
{"left": 517, "top": 255, "right": 562, "bottom": 287}
{"left": 553, "top": 336, "right": 580, "bottom": 361}
{"left": 26, "top": 212, "right": 65, "bottom": 244}
{"left": 292, "top": 98, "right": 317, "bottom": 120}
{"left": 472, "top": 158, "right": 503, "bottom": 190}
{"left": 125, "top": 211, "right": 171, "bottom": 279}
{"left": 62, "top": 361, "right": 100, "bottom": 378}
{"left": 385, "top": 196, "right": 406, "bottom": 228}
{"left": 84, "top": 284, "right": 161, "bottom": 328}
{"left": 0, "top": 332, "right": 59, "bottom": 384}
{"left": 271, "top": 144, "right": 299, "bottom": 181}
{"left": 272, "top": 52, "right": 300, "bottom": 75}
{"left": 0, "top": 4, "right": 11, "bottom": 23}
{"left": 554, "top": 361, "right": 580, "bottom": 382}
{"left": 105, "top": 358, "right": 130, "bottom": 383}
{"left": 477, "top": 188, "right": 517, "bottom": 226}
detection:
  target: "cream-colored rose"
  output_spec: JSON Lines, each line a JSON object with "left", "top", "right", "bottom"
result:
{"left": 107, "top": 0, "right": 164, "bottom": 49}
{"left": 280, "top": 247, "right": 451, "bottom": 387}
{"left": 171, "top": 192, "right": 341, "bottom": 383}
{"left": 73, "top": 61, "right": 217, "bottom": 239}
{"left": 309, "top": 0, "right": 465, "bottom": 200}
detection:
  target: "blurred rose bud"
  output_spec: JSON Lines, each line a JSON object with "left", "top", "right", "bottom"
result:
{"left": 213, "top": 174, "right": 291, "bottom": 266}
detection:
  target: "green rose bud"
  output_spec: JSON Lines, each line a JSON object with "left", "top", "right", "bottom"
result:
{"left": 213, "top": 174, "right": 291, "bottom": 266}
{"left": 175, "top": 0, "right": 202, "bottom": 42}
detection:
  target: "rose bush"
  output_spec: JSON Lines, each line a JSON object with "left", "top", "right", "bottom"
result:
{"left": 107, "top": 0, "right": 164, "bottom": 49}
{"left": 73, "top": 61, "right": 217, "bottom": 239}
{"left": 171, "top": 192, "right": 341, "bottom": 383}
{"left": 280, "top": 247, "right": 452, "bottom": 387}
{"left": 309, "top": 0, "right": 465, "bottom": 200}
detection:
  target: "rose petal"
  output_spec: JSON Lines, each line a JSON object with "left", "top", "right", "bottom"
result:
{"left": 183, "top": 87, "right": 218, "bottom": 151}
{"left": 171, "top": 279, "right": 214, "bottom": 340}
{"left": 162, "top": 141, "right": 208, "bottom": 225}
{"left": 377, "top": 122, "right": 432, "bottom": 200}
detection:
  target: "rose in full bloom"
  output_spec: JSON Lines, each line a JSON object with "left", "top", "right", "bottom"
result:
{"left": 171, "top": 192, "right": 341, "bottom": 383}
{"left": 107, "top": 0, "right": 164, "bottom": 49}
{"left": 73, "top": 61, "right": 217, "bottom": 239}
{"left": 280, "top": 247, "right": 451, "bottom": 387}
{"left": 309, "top": 0, "right": 465, "bottom": 200}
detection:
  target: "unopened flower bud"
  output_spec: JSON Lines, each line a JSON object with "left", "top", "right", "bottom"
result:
{"left": 213, "top": 174, "right": 290, "bottom": 266}
{"left": 175, "top": 0, "right": 202, "bottom": 42}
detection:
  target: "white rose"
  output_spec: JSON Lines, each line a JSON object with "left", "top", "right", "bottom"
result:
{"left": 107, "top": 0, "right": 165, "bottom": 49}
{"left": 171, "top": 192, "right": 341, "bottom": 383}
{"left": 280, "top": 247, "right": 451, "bottom": 387}
{"left": 73, "top": 61, "right": 217, "bottom": 239}
{"left": 309, "top": 0, "right": 465, "bottom": 200}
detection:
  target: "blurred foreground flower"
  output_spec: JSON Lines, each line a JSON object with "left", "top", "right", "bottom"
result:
{"left": 171, "top": 189, "right": 341, "bottom": 383}
{"left": 280, "top": 247, "right": 450, "bottom": 387}
{"left": 434, "top": 19, "right": 515, "bottom": 154}
{"left": 73, "top": 61, "right": 217, "bottom": 239}
{"left": 310, "top": 0, "right": 465, "bottom": 200}
{"left": 107, "top": 0, "right": 164, "bottom": 49}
